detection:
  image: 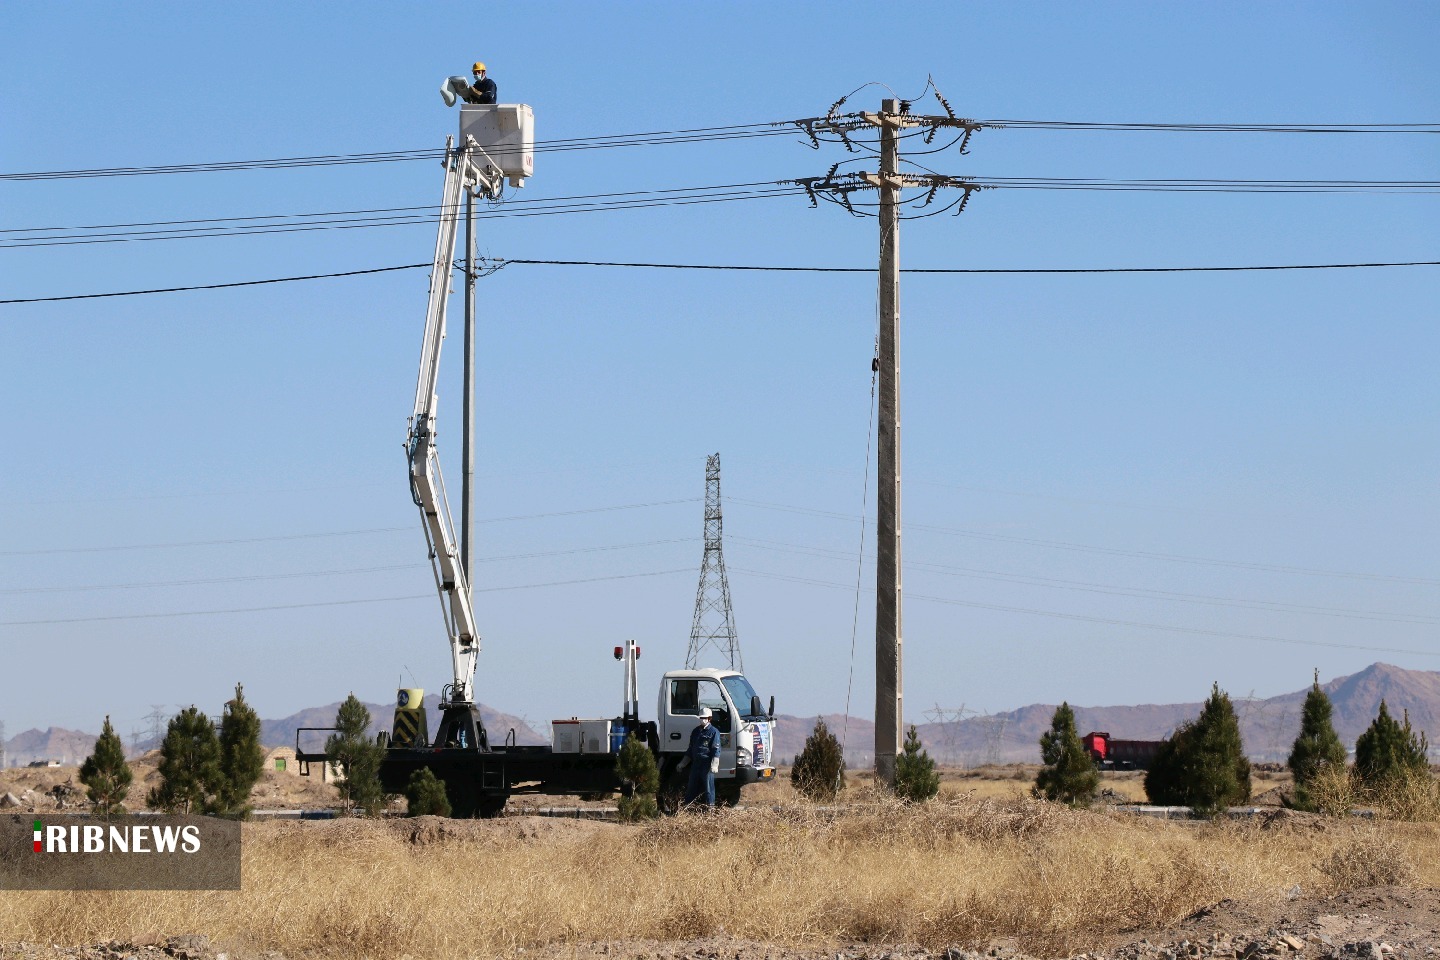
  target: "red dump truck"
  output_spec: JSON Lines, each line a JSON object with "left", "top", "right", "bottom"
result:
{"left": 1081, "top": 731, "right": 1165, "bottom": 771}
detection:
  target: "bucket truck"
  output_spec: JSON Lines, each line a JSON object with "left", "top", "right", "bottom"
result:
{"left": 296, "top": 104, "right": 776, "bottom": 816}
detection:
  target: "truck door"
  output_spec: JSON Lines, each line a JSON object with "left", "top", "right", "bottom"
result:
{"left": 666, "top": 678, "right": 738, "bottom": 777}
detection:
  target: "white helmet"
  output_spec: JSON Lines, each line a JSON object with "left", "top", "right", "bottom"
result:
{"left": 699, "top": 708, "right": 713, "bottom": 719}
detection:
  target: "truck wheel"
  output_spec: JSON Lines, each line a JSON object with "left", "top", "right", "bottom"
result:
{"left": 446, "top": 781, "right": 479, "bottom": 818}
{"left": 716, "top": 782, "right": 742, "bottom": 808}
{"left": 477, "top": 795, "right": 507, "bottom": 819}
{"left": 657, "top": 763, "right": 686, "bottom": 816}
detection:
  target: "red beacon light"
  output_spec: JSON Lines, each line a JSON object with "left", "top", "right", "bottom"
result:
{"left": 612, "top": 643, "right": 642, "bottom": 660}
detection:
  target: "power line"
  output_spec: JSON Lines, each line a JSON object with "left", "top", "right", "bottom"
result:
{"left": 4, "top": 174, "right": 1437, "bottom": 253}
{"left": 727, "top": 497, "right": 1440, "bottom": 587}
{"left": 0, "top": 183, "right": 803, "bottom": 250}
{"left": 496, "top": 257, "right": 1440, "bottom": 274}
{"left": 8, "top": 115, "right": 1437, "bottom": 182}
{"left": 0, "top": 538, "right": 694, "bottom": 595}
{"left": 730, "top": 535, "right": 1440, "bottom": 626}
{"left": 976, "top": 119, "right": 1440, "bottom": 135}
{"left": 0, "top": 263, "right": 432, "bottom": 304}
{"left": 6, "top": 256, "right": 1439, "bottom": 305}
{"left": 732, "top": 566, "right": 1440, "bottom": 659}
{"left": 0, "top": 568, "right": 693, "bottom": 627}
{"left": 0, "top": 498, "right": 699, "bottom": 555}
{"left": 0, "top": 122, "right": 800, "bottom": 182}
{"left": 1, "top": 180, "right": 799, "bottom": 236}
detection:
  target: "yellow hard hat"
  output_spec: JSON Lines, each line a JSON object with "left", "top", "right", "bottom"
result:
{"left": 472, "top": 61, "right": 486, "bottom": 73}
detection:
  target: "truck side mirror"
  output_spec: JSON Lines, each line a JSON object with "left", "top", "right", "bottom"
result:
{"left": 751, "top": 695, "right": 763, "bottom": 718}
{"left": 769, "top": 696, "right": 775, "bottom": 718}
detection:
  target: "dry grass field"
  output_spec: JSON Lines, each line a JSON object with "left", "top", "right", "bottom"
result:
{"left": 3, "top": 789, "right": 1436, "bottom": 960}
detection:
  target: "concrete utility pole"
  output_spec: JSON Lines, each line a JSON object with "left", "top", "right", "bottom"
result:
{"left": 461, "top": 192, "right": 477, "bottom": 587}
{"left": 790, "top": 90, "right": 982, "bottom": 788}
{"left": 873, "top": 99, "right": 904, "bottom": 785}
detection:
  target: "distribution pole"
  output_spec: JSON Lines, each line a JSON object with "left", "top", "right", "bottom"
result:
{"left": 461, "top": 190, "right": 476, "bottom": 588}
{"left": 873, "top": 99, "right": 904, "bottom": 786}
{"left": 787, "top": 88, "right": 981, "bottom": 788}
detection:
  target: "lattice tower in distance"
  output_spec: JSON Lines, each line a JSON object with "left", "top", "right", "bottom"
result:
{"left": 685, "top": 453, "right": 743, "bottom": 671}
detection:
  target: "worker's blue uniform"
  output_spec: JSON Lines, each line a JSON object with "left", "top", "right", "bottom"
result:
{"left": 683, "top": 721, "right": 722, "bottom": 807}
{"left": 466, "top": 76, "right": 497, "bottom": 104}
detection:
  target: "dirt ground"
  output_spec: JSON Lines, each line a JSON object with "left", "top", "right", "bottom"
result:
{"left": 3, "top": 805, "right": 1438, "bottom": 959}
{"left": 517, "top": 888, "right": 1440, "bottom": 959}
{"left": 0, "top": 761, "right": 1295, "bottom": 815}
{"left": 0, "top": 754, "right": 339, "bottom": 814}
{"left": 2, "top": 887, "right": 1436, "bottom": 959}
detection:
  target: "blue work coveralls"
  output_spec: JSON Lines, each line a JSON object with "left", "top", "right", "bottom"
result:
{"left": 683, "top": 720, "right": 722, "bottom": 807}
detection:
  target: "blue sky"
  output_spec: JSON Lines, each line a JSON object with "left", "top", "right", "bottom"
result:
{"left": 2, "top": 4, "right": 1438, "bottom": 744}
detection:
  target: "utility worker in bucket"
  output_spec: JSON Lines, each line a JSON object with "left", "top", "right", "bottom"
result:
{"left": 683, "top": 707, "right": 722, "bottom": 808}
{"left": 466, "top": 62, "right": 497, "bottom": 104}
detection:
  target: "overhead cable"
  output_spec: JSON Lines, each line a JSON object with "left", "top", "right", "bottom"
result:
{"left": 0, "top": 122, "right": 799, "bottom": 181}
{"left": 0, "top": 183, "right": 803, "bottom": 249}
{"left": 728, "top": 497, "right": 1440, "bottom": 586}
{"left": 733, "top": 566, "right": 1440, "bottom": 659}
{"left": 0, "top": 498, "right": 699, "bottom": 554}
{"left": 8, "top": 115, "right": 1439, "bottom": 182}
{"left": 6, "top": 257, "right": 1440, "bottom": 305}
{"left": 0, "top": 569, "right": 693, "bottom": 627}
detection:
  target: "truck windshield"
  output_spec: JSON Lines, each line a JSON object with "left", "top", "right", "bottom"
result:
{"left": 722, "top": 675, "right": 764, "bottom": 720}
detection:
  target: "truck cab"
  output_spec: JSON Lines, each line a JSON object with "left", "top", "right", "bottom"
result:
{"left": 656, "top": 668, "right": 776, "bottom": 808}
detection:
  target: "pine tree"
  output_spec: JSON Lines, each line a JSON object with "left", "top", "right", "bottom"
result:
{"left": 215, "top": 683, "right": 264, "bottom": 816}
{"left": 1034, "top": 702, "right": 1099, "bottom": 807}
{"left": 325, "top": 694, "right": 386, "bottom": 816}
{"left": 894, "top": 724, "right": 940, "bottom": 802}
{"left": 1354, "top": 700, "right": 1429, "bottom": 785}
{"left": 79, "top": 715, "right": 132, "bottom": 818}
{"left": 147, "top": 707, "right": 222, "bottom": 814}
{"left": 1143, "top": 683, "right": 1250, "bottom": 817}
{"left": 1286, "top": 672, "right": 1347, "bottom": 812}
{"left": 615, "top": 733, "right": 660, "bottom": 821}
{"left": 791, "top": 718, "right": 846, "bottom": 802}
{"left": 405, "top": 767, "right": 451, "bottom": 817}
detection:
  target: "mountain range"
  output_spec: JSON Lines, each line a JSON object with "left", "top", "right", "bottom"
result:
{"left": 5, "top": 662, "right": 1438, "bottom": 768}
{"left": 773, "top": 662, "right": 1440, "bottom": 765}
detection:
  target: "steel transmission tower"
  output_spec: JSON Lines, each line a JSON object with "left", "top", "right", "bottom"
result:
{"left": 685, "top": 453, "right": 743, "bottom": 671}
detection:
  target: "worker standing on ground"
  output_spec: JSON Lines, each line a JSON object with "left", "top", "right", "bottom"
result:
{"left": 466, "top": 61, "right": 497, "bottom": 104}
{"left": 683, "top": 708, "right": 721, "bottom": 808}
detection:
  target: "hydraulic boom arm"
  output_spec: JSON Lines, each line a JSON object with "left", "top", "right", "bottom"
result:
{"left": 406, "top": 135, "right": 495, "bottom": 705}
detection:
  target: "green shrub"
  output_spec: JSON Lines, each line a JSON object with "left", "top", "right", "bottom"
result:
{"left": 1286, "top": 673, "right": 1347, "bottom": 812}
{"left": 146, "top": 707, "right": 222, "bottom": 814}
{"left": 216, "top": 683, "right": 264, "bottom": 817}
{"left": 1034, "top": 702, "right": 1099, "bottom": 807}
{"left": 791, "top": 718, "right": 846, "bottom": 802}
{"left": 615, "top": 734, "right": 660, "bottom": 821}
{"left": 1144, "top": 683, "right": 1250, "bottom": 817}
{"left": 79, "top": 715, "right": 132, "bottom": 819}
{"left": 1354, "top": 700, "right": 1429, "bottom": 786}
{"left": 894, "top": 725, "right": 940, "bottom": 802}
{"left": 326, "top": 694, "right": 386, "bottom": 816}
{"left": 405, "top": 767, "right": 451, "bottom": 817}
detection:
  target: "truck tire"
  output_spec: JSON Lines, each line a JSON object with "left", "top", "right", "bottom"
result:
{"left": 476, "top": 795, "right": 507, "bottom": 819}
{"left": 446, "top": 780, "right": 479, "bottom": 818}
{"left": 657, "top": 761, "right": 686, "bottom": 816}
{"left": 716, "top": 781, "right": 742, "bottom": 808}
